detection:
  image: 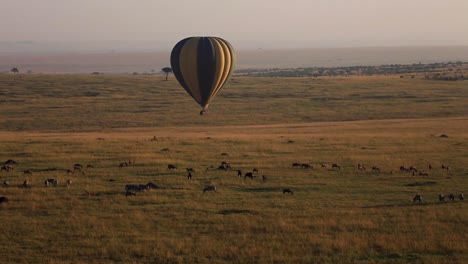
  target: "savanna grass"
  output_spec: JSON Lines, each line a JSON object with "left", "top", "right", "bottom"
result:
{"left": 0, "top": 74, "right": 467, "bottom": 263}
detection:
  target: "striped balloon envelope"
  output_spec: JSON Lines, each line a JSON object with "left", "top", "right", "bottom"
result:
{"left": 170, "top": 37, "right": 236, "bottom": 114}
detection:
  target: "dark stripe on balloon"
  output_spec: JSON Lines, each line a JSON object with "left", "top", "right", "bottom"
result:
{"left": 197, "top": 37, "right": 217, "bottom": 107}
{"left": 170, "top": 37, "right": 192, "bottom": 98}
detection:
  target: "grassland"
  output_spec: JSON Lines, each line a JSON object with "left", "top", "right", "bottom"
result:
{"left": 0, "top": 74, "right": 467, "bottom": 263}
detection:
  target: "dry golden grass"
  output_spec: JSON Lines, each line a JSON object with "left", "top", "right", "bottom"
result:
{"left": 0, "top": 74, "right": 467, "bottom": 263}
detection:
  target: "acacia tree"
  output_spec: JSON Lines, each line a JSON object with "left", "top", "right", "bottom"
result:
{"left": 10, "top": 67, "right": 19, "bottom": 74}
{"left": 161, "top": 67, "right": 172, "bottom": 81}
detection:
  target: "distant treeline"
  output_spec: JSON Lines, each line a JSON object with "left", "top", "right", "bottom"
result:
{"left": 235, "top": 61, "right": 468, "bottom": 81}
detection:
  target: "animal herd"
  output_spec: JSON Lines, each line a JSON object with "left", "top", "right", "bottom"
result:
{"left": 0, "top": 158, "right": 464, "bottom": 206}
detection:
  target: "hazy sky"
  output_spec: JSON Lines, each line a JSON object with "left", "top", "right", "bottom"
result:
{"left": 1, "top": 0, "right": 467, "bottom": 50}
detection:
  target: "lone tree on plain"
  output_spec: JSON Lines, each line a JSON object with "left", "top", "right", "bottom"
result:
{"left": 11, "top": 67, "right": 19, "bottom": 74}
{"left": 161, "top": 67, "right": 172, "bottom": 81}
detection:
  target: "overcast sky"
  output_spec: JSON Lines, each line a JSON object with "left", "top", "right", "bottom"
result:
{"left": 1, "top": 0, "right": 467, "bottom": 50}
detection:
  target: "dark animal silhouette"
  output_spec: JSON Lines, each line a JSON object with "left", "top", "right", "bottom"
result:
{"left": 283, "top": 188, "right": 294, "bottom": 195}
{"left": 0, "top": 196, "right": 8, "bottom": 204}
{"left": 244, "top": 172, "right": 254, "bottom": 179}
{"left": 168, "top": 164, "right": 177, "bottom": 170}
{"left": 439, "top": 194, "right": 446, "bottom": 202}
{"left": 332, "top": 163, "right": 341, "bottom": 170}
{"left": 203, "top": 185, "right": 216, "bottom": 193}
{"left": 413, "top": 194, "right": 422, "bottom": 203}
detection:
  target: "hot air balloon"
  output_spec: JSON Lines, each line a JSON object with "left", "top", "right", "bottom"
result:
{"left": 170, "top": 37, "right": 236, "bottom": 115}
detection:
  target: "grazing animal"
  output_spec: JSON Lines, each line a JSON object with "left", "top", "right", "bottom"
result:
{"left": 86, "top": 164, "right": 94, "bottom": 169}
{"left": 283, "top": 188, "right": 294, "bottom": 195}
{"left": 3, "top": 180, "right": 9, "bottom": 187}
{"left": 419, "top": 171, "right": 429, "bottom": 176}
{"left": 262, "top": 175, "right": 267, "bottom": 181}
{"left": 1, "top": 165, "right": 14, "bottom": 172}
{"left": 441, "top": 164, "right": 450, "bottom": 171}
{"left": 145, "top": 182, "right": 158, "bottom": 189}
{"left": 125, "top": 182, "right": 157, "bottom": 192}
{"left": 413, "top": 194, "right": 422, "bottom": 203}
{"left": 66, "top": 169, "right": 74, "bottom": 174}
{"left": 74, "top": 163, "right": 83, "bottom": 171}
{"left": 459, "top": 193, "right": 464, "bottom": 201}
{"left": 409, "top": 166, "right": 417, "bottom": 173}
{"left": 253, "top": 168, "right": 259, "bottom": 173}
{"left": 301, "top": 163, "right": 313, "bottom": 169}
{"left": 0, "top": 196, "right": 8, "bottom": 204}
{"left": 24, "top": 170, "right": 32, "bottom": 175}
{"left": 187, "top": 172, "right": 192, "bottom": 180}
{"left": 357, "top": 164, "right": 366, "bottom": 171}
{"left": 119, "top": 162, "right": 129, "bottom": 167}
{"left": 320, "top": 163, "right": 327, "bottom": 168}
{"left": 203, "top": 185, "right": 217, "bottom": 193}
{"left": 332, "top": 163, "right": 341, "bottom": 170}
{"left": 448, "top": 194, "right": 455, "bottom": 201}
{"left": 371, "top": 166, "right": 380, "bottom": 172}
{"left": 439, "top": 194, "right": 446, "bottom": 202}
{"left": 237, "top": 170, "right": 242, "bottom": 177}
{"left": 168, "top": 164, "right": 177, "bottom": 170}
{"left": 244, "top": 172, "right": 254, "bottom": 179}
{"left": 4, "top": 159, "right": 17, "bottom": 165}
{"left": 44, "top": 179, "right": 58, "bottom": 187}
{"left": 125, "top": 191, "right": 136, "bottom": 196}
{"left": 186, "top": 168, "right": 195, "bottom": 173}
{"left": 22, "top": 180, "right": 29, "bottom": 188}
{"left": 400, "top": 166, "right": 409, "bottom": 172}
{"left": 428, "top": 164, "right": 432, "bottom": 170}
{"left": 292, "top": 162, "right": 302, "bottom": 168}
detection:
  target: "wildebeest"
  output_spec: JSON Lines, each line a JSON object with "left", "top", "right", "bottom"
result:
{"left": 74, "top": 163, "right": 83, "bottom": 171}
{"left": 448, "top": 193, "right": 455, "bottom": 201}
{"left": 371, "top": 166, "right": 380, "bottom": 172}
{"left": 125, "top": 182, "right": 158, "bottom": 192}
{"left": 439, "top": 194, "right": 446, "bottom": 202}
{"left": 409, "top": 166, "right": 417, "bottom": 173}
{"left": 86, "top": 164, "right": 94, "bottom": 169}
{"left": 203, "top": 185, "right": 216, "bottom": 193}
{"left": 332, "top": 163, "right": 341, "bottom": 170}
{"left": 441, "top": 164, "right": 450, "bottom": 171}
{"left": 186, "top": 168, "right": 195, "bottom": 173}
{"left": 419, "top": 171, "right": 429, "bottom": 176}
{"left": 244, "top": 172, "right": 254, "bottom": 179}
{"left": 400, "top": 166, "right": 410, "bottom": 172}
{"left": 187, "top": 172, "right": 192, "bottom": 180}
{"left": 44, "top": 179, "right": 59, "bottom": 187}
{"left": 4, "top": 159, "right": 17, "bottom": 165}
{"left": 125, "top": 191, "right": 137, "bottom": 196}
{"left": 320, "top": 163, "right": 327, "bottom": 168}
{"left": 253, "top": 168, "right": 259, "bottom": 173}
{"left": 459, "top": 193, "right": 464, "bottom": 200}
{"left": 24, "top": 169, "right": 32, "bottom": 175}
{"left": 119, "top": 162, "right": 129, "bottom": 167}
{"left": 0, "top": 196, "right": 8, "bottom": 204}
{"left": 1, "top": 165, "right": 14, "bottom": 172}
{"left": 413, "top": 194, "right": 422, "bottom": 203}
{"left": 357, "top": 164, "right": 366, "bottom": 171}
{"left": 262, "top": 175, "right": 267, "bottom": 181}
{"left": 301, "top": 163, "right": 313, "bottom": 169}
{"left": 168, "top": 164, "right": 177, "bottom": 170}
{"left": 283, "top": 188, "right": 294, "bottom": 195}
{"left": 292, "top": 162, "right": 302, "bottom": 168}
{"left": 237, "top": 170, "right": 242, "bottom": 177}
{"left": 66, "top": 169, "right": 74, "bottom": 174}
{"left": 22, "top": 180, "right": 29, "bottom": 188}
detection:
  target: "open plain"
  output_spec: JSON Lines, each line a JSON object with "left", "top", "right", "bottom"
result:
{"left": 0, "top": 73, "right": 467, "bottom": 263}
